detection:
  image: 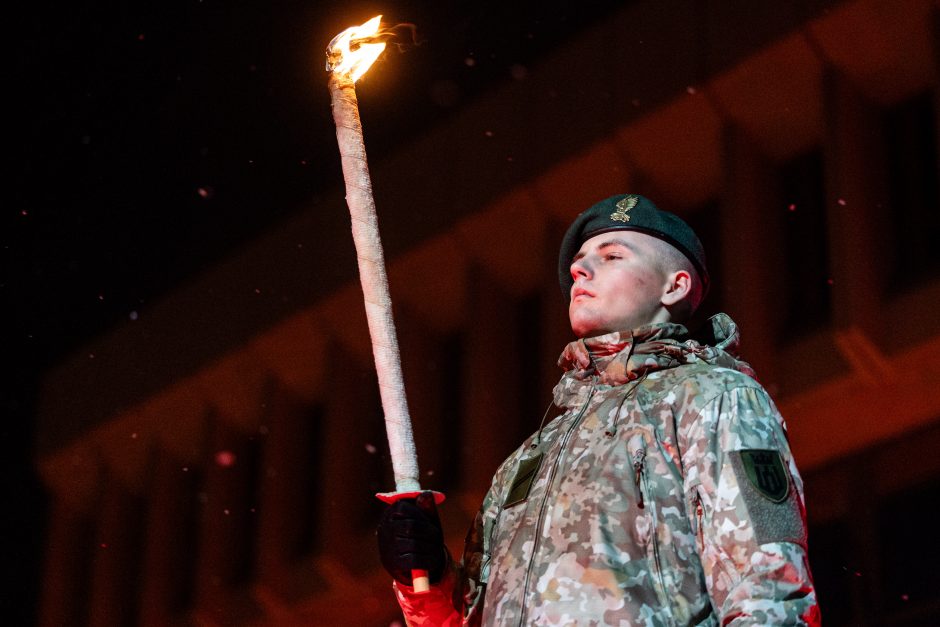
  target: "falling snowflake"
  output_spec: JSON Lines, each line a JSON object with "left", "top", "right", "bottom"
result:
{"left": 365, "top": 443, "right": 378, "bottom": 454}
{"left": 215, "top": 450, "right": 237, "bottom": 467}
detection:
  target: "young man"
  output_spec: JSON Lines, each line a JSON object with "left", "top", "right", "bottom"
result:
{"left": 377, "top": 194, "right": 820, "bottom": 626}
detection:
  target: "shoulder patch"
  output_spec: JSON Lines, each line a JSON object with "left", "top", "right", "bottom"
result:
{"left": 729, "top": 449, "right": 807, "bottom": 547}
{"left": 740, "top": 449, "right": 789, "bottom": 502}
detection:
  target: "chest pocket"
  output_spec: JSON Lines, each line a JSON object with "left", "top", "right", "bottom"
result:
{"left": 503, "top": 452, "right": 543, "bottom": 508}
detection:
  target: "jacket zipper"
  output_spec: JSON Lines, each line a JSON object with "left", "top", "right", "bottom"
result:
{"left": 637, "top": 450, "right": 676, "bottom": 624}
{"left": 632, "top": 448, "right": 646, "bottom": 509}
{"left": 517, "top": 380, "right": 596, "bottom": 626}
{"left": 694, "top": 491, "right": 704, "bottom": 553}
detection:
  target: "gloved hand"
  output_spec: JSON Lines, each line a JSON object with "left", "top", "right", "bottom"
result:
{"left": 376, "top": 491, "right": 447, "bottom": 586}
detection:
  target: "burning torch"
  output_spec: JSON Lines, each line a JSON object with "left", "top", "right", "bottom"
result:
{"left": 325, "top": 16, "right": 443, "bottom": 593}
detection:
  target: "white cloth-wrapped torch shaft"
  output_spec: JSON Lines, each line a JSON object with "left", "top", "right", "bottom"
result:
{"left": 329, "top": 75, "right": 421, "bottom": 493}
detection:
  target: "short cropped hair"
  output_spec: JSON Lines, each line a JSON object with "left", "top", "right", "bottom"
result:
{"left": 650, "top": 238, "right": 704, "bottom": 323}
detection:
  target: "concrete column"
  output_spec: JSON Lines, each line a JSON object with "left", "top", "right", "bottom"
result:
{"left": 193, "top": 418, "right": 261, "bottom": 623}
{"left": 822, "top": 72, "right": 886, "bottom": 334}
{"left": 87, "top": 472, "right": 145, "bottom": 627}
{"left": 397, "top": 313, "right": 450, "bottom": 493}
{"left": 321, "top": 357, "right": 382, "bottom": 574}
{"left": 459, "top": 268, "right": 525, "bottom": 495}
{"left": 720, "top": 125, "right": 782, "bottom": 381}
{"left": 138, "top": 448, "right": 199, "bottom": 627}
{"left": 255, "top": 384, "right": 321, "bottom": 595}
{"left": 38, "top": 495, "right": 94, "bottom": 627}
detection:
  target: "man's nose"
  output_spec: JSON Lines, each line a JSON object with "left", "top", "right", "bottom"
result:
{"left": 570, "top": 258, "right": 591, "bottom": 281}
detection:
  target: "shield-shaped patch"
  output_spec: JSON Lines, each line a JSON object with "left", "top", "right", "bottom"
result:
{"left": 503, "top": 453, "right": 543, "bottom": 508}
{"left": 740, "top": 449, "right": 789, "bottom": 503}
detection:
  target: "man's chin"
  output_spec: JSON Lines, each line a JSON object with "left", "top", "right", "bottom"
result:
{"left": 569, "top": 315, "right": 609, "bottom": 339}
{"left": 576, "top": 329, "right": 616, "bottom": 339}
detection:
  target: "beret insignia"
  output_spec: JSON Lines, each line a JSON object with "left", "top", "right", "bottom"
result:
{"left": 610, "top": 195, "right": 638, "bottom": 222}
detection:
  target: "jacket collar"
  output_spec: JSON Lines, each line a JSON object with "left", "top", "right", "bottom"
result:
{"left": 554, "top": 313, "right": 755, "bottom": 406}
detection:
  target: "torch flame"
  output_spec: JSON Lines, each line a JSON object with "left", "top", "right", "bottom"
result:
{"left": 326, "top": 15, "right": 386, "bottom": 83}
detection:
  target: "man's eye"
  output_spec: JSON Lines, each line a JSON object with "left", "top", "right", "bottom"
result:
{"left": 605, "top": 254, "right": 622, "bottom": 261}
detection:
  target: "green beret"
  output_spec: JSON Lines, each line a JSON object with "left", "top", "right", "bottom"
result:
{"left": 558, "top": 194, "right": 709, "bottom": 300}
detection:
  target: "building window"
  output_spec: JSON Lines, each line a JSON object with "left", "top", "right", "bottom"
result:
{"left": 807, "top": 518, "right": 857, "bottom": 626}
{"left": 232, "top": 437, "right": 262, "bottom": 586}
{"left": 69, "top": 513, "right": 98, "bottom": 625}
{"left": 177, "top": 465, "right": 203, "bottom": 612}
{"left": 877, "top": 477, "right": 940, "bottom": 624}
{"left": 882, "top": 90, "right": 940, "bottom": 291}
{"left": 296, "top": 405, "right": 325, "bottom": 555}
{"left": 778, "top": 148, "right": 831, "bottom": 336}
{"left": 515, "top": 293, "right": 546, "bottom": 448}
{"left": 360, "top": 387, "right": 391, "bottom": 533}
{"left": 437, "top": 332, "right": 464, "bottom": 491}
{"left": 805, "top": 419, "right": 940, "bottom": 626}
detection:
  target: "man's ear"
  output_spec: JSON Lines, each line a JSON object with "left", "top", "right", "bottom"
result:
{"left": 661, "top": 270, "right": 692, "bottom": 307}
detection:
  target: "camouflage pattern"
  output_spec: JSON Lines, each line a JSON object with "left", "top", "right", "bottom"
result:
{"left": 395, "top": 314, "right": 819, "bottom": 626}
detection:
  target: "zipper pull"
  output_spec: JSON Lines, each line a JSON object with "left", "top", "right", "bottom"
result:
{"left": 632, "top": 448, "right": 646, "bottom": 510}
{"left": 693, "top": 492, "right": 705, "bottom": 549}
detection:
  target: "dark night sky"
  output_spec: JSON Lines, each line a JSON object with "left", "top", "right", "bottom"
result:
{"left": 13, "top": 0, "right": 626, "bottom": 371}
{"left": 7, "top": 2, "right": 625, "bottom": 622}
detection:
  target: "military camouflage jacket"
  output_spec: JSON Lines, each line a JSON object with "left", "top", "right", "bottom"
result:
{"left": 395, "top": 315, "right": 819, "bottom": 626}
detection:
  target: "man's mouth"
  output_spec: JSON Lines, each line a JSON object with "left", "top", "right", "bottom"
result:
{"left": 572, "top": 287, "right": 594, "bottom": 301}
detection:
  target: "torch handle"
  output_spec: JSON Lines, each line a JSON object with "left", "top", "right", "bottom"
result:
{"left": 411, "top": 570, "right": 430, "bottom": 593}
{"left": 329, "top": 75, "right": 421, "bottom": 493}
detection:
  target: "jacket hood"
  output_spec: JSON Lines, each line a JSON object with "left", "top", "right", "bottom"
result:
{"left": 554, "top": 313, "right": 755, "bottom": 406}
